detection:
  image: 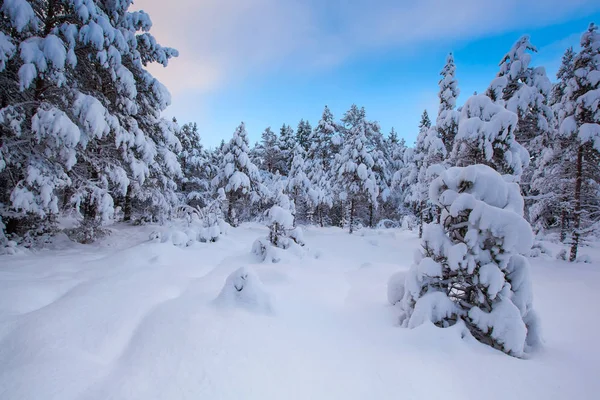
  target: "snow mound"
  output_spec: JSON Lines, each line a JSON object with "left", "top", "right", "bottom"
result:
{"left": 214, "top": 266, "right": 273, "bottom": 314}
{"left": 387, "top": 271, "right": 406, "bottom": 305}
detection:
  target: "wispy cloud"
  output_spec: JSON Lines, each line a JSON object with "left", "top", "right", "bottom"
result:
{"left": 135, "top": 0, "right": 600, "bottom": 95}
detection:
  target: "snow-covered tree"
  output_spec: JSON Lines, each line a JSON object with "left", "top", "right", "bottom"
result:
{"left": 0, "top": 0, "right": 180, "bottom": 241}
{"left": 287, "top": 144, "right": 311, "bottom": 224}
{"left": 487, "top": 35, "right": 553, "bottom": 220}
{"left": 296, "top": 119, "right": 312, "bottom": 152}
{"left": 278, "top": 123, "right": 296, "bottom": 174}
{"left": 451, "top": 94, "right": 528, "bottom": 180}
{"left": 530, "top": 47, "right": 577, "bottom": 237}
{"left": 398, "top": 165, "right": 540, "bottom": 357}
{"left": 437, "top": 53, "right": 460, "bottom": 155}
{"left": 254, "top": 127, "right": 283, "bottom": 174}
{"left": 306, "top": 105, "right": 337, "bottom": 170}
{"left": 557, "top": 23, "right": 600, "bottom": 261}
{"left": 401, "top": 111, "right": 445, "bottom": 237}
{"left": 304, "top": 105, "right": 337, "bottom": 225}
{"left": 551, "top": 47, "right": 576, "bottom": 107}
{"left": 335, "top": 105, "right": 379, "bottom": 233}
{"left": 176, "top": 122, "right": 210, "bottom": 208}
{"left": 307, "top": 160, "right": 333, "bottom": 227}
{"left": 385, "top": 129, "right": 408, "bottom": 221}
{"left": 212, "top": 122, "right": 266, "bottom": 226}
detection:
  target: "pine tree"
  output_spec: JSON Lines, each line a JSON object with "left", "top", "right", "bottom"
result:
{"left": 399, "top": 165, "right": 540, "bottom": 357}
{"left": 296, "top": 119, "right": 312, "bottom": 153}
{"left": 335, "top": 105, "right": 379, "bottom": 233}
{"left": 306, "top": 106, "right": 337, "bottom": 226}
{"left": 487, "top": 35, "right": 553, "bottom": 221}
{"left": 176, "top": 122, "right": 209, "bottom": 208}
{"left": 0, "top": 0, "right": 180, "bottom": 241}
{"left": 278, "top": 123, "right": 296, "bottom": 174}
{"left": 255, "top": 127, "right": 283, "bottom": 174}
{"left": 451, "top": 94, "right": 528, "bottom": 180}
{"left": 557, "top": 23, "right": 600, "bottom": 261}
{"left": 212, "top": 122, "right": 266, "bottom": 226}
{"left": 551, "top": 47, "right": 576, "bottom": 107}
{"left": 401, "top": 110, "right": 443, "bottom": 237}
{"left": 287, "top": 144, "right": 311, "bottom": 225}
{"left": 306, "top": 105, "right": 337, "bottom": 170}
{"left": 530, "top": 47, "right": 577, "bottom": 237}
{"left": 437, "top": 53, "right": 460, "bottom": 156}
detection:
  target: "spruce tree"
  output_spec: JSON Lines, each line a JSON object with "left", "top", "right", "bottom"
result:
{"left": 0, "top": 0, "right": 180, "bottom": 241}
{"left": 436, "top": 53, "right": 460, "bottom": 156}
{"left": 278, "top": 123, "right": 296, "bottom": 174}
{"left": 399, "top": 165, "right": 540, "bottom": 357}
{"left": 335, "top": 105, "right": 379, "bottom": 233}
{"left": 451, "top": 94, "right": 528, "bottom": 180}
{"left": 287, "top": 144, "right": 311, "bottom": 225}
{"left": 212, "top": 122, "right": 266, "bottom": 226}
{"left": 487, "top": 35, "right": 553, "bottom": 220}
{"left": 295, "top": 119, "right": 312, "bottom": 153}
{"left": 557, "top": 23, "right": 600, "bottom": 261}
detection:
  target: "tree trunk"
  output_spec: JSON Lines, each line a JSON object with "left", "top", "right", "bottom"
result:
{"left": 418, "top": 201, "right": 424, "bottom": 238}
{"left": 123, "top": 185, "right": 133, "bottom": 222}
{"left": 560, "top": 208, "right": 568, "bottom": 243}
{"left": 369, "top": 203, "right": 374, "bottom": 228}
{"left": 570, "top": 145, "right": 583, "bottom": 262}
{"left": 227, "top": 194, "right": 234, "bottom": 226}
{"left": 339, "top": 200, "right": 344, "bottom": 228}
{"left": 349, "top": 198, "right": 355, "bottom": 234}
{"left": 317, "top": 205, "right": 324, "bottom": 228}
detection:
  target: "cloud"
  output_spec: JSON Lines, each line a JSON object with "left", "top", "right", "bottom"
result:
{"left": 134, "top": 0, "right": 600, "bottom": 94}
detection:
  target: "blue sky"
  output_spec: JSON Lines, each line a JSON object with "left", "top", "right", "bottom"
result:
{"left": 135, "top": 0, "right": 600, "bottom": 148}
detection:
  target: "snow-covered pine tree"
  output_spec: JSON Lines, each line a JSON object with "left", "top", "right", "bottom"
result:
{"left": 176, "top": 122, "right": 209, "bottom": 208}
{"left": 305, "top": 106, "right": 337, "bottom": 226}
{"left": 307, "top": 159, "right": 333, "bottom": 227}
{"left": 335, "top": 105, "right": 379, "bottom": 233}
{"left": 286, "top": 144, "right": 311, "bottom": 225}
{"left": 451, "top": 94, "right": 528, "bottom": 180}
{"left": 557, "top": 23, "right": 600, "bottom": 261}
{"left": 306, "top": 105, "right": 337, "bottom": 170}
{"left": 296, "top": 119, "right": 312, "bottom": 153}
{"left": 386, "top": 129, "right": 408, "bottom": 222}
{"left": 254, "top": 127, "right": 283, "bottom": 174}
{"left": 278, "top": 123, "right": 296, "bottom": 175}
{"left": 486, "top": 35, "right": 553, "bottom": 221}
{"left": 401, "top": 110, "right": 438, "bottom": 237}
{"left": 436, "top": 53, "right": 460, "bottom": 157}
{"left": 0, "top": 0, "right": 180, "bottom": 242}
{"left": 398, "top": 164, "right": 540, "bottom": 357}
{"left": 212, "top": 122, "right": 266, "bottom": 226}
{"left": 550, "top": 47, "right": 576, "bottom": 108}
{"left": 530, "top": 47, "right": 577, "bottom": 237}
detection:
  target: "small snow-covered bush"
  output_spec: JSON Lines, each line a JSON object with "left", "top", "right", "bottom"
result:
{"left": 214, "top": 266, "right": 273, "bottom": 313}
{"left": 529, "top": 241, "right": 552, "bottom": 258}
{"left": 398, "top": 165, "right": 540, "bottom": 357}
{"left": 289, "top": 227, "right": 305, "bottom": 246}
{"left": 253, "top": 189, "right": 306, "bottom": 263}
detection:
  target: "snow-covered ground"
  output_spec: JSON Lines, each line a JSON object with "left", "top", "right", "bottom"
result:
{"left": 0, "top": 224, "right": 598, "bottom": 400}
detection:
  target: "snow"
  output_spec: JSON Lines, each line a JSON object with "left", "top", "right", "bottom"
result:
{"left": 1, "top": 224, "right": 598, "bottom": 399}
{"left": 214, "top": 266, "right": 273, "bottom": 314}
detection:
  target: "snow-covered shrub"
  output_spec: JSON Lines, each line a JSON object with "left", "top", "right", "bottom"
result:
{"left": 398, "top": 165, "right": 540, "bottom": 357}
{"left": 556, "top": 249, "right": 568, "bottom": 261}
{"left": 288, "top": 227, "right": 305, "bottom": 246}
{"left": 529, "top": 241, "right": 552, "bottom": 258}
{"left": 387, "top": 271, "right": 407, "bottom": 305}
{"left": 214, "top": 266, "right": 273, "bottom": 313}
